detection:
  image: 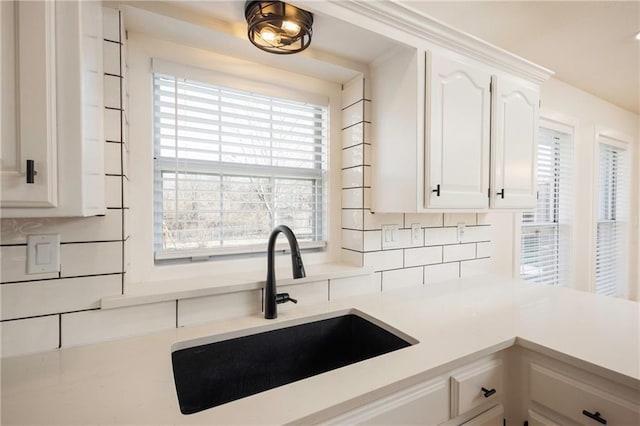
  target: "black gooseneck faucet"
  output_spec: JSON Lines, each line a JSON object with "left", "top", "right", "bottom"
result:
{"left": 264, "top": 225, "right": 306, "bottom": 319}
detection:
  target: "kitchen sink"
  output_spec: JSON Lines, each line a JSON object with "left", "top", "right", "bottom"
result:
{"left": 171, "top": 310, "right": 417, "bottom": 414}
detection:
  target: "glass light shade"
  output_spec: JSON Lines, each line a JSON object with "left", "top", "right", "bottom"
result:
{"left": 245, "top": 1, "right": 313, "bottom": 54}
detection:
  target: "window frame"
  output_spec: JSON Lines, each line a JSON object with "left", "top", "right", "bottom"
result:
{"left": 519, "top": 119, "right": 574, "bottom": 287}
{"left": 151, "top": 71, "right": 329, "bottom": 262}
{"left": 126, "top": 35, "right": 343, "bottom": 285}
{"left": 593, "top": 133, "right": 631, "bottom": 298}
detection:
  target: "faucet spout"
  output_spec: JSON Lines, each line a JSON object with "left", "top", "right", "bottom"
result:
{"left": 265, "top": 225, "right": 306, "bottom": 319}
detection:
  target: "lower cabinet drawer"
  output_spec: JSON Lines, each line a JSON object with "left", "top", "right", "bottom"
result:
{"left": 461, "top": 404, "right": 504, "bottom": 426}
{"left": 451, "top": 358, "right": 503, "bottom": 417}
{"left": 527, "top": 409, "right": 561, "bottom": 426}
{"left": 529, "top": 363, "right": 640, "bottom": 425}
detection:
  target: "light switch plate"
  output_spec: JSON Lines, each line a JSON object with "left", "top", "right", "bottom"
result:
{"left": 381, "top": 224, "right": 400, "bottom": 249}
{"left": 411, "top": 223, "right": 421, "bottom": 245}
{"left": 457, "top": 223, "right": 466, "bottom": 243}
{"left": 27, "top": 234, "right": 60, "bottom": 274}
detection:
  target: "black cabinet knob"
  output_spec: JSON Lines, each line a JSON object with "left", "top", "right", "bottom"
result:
{"left": 582, "top": 410, "right": 607, "bottom": 424}
{"left": 481, "top": 387, "right": 496, "bottom": 398}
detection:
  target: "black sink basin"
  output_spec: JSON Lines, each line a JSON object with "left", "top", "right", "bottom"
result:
{"left": 171, "top": 311, "right": 416, "bottom": 414}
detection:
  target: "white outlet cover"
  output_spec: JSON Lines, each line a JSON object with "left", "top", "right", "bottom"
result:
{"left": 411, "top": 223, "right": 421, "bottom": 245}
{"left": 27, "top": 234, "right": 60, "bottom": 274}
{"left": 381, "top": 224, "right": 400, "bottom": 249}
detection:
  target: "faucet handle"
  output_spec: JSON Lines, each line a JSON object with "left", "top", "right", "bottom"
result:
{"left": 275, "top": 293, "right": 298, "bottom": 304}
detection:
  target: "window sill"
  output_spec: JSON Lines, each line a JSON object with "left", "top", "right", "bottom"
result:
{"left": 100, "top": 263, "right": 372, "bottom": 310}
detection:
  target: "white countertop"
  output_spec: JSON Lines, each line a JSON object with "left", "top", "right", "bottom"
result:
{"left": 2, "top": 276, "right": 639, "bottom": 425}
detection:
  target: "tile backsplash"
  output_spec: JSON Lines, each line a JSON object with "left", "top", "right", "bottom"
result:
{"left": 0, "top": 21, "right": 492, "bottom": 358}
{"left": 0, "top": 7, "right": 134, "bottom": 357}
{"left": 340, "top": 76, "right": 492, "bottom": 289}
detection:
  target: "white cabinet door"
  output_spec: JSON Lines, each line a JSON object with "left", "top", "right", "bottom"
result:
{"left": 1, "top": 0, "right": 57, "bottom": 208}
{"left": 426, "top": 52, "right": 491, "bottom": 209}
{"left": 490, "top": 74, "right": 539, "bottom": 209}
{"left": 323, "top": 377, "right": 449, "bottom": 425}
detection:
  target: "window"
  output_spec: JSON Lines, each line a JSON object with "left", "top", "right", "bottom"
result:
{"left": 520, "top": 126, "right": 573, "bottom": 286}
{"left": 595, "top": 139, "right": 629, "bottom": 297}
{"left": 153, "top": 73, "right": 328, "bottom": 262}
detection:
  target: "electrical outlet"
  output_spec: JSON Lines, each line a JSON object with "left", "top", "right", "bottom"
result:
{"left": 27, "top": 234, "right": 60, "bottom": 274}
{"left": 457, "top": 223, "right": 465, "bottom": 243}
{"left": 381, "top": 224, "right": 400, "bottom": 249}
{"left": 411, "top": 223, "right": 421, "bottom": 245}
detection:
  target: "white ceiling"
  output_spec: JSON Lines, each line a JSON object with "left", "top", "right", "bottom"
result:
{"left": 125, "top": 1, "right": 639, "bottom": 114}
{"left": 401, "top": 1, "right": 640, "bottom": 114}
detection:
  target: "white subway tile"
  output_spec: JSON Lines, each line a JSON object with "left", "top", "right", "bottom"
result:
{"left": 342, "top": 166, "right": 363, "bottom": 189}
{"left": 461, "top": 258, "right": 491, "bottom": 278}
{"left": 342, "top": 229, "right": 363, "bottom": 251}
{"left": 342, "top": 77, "right": 364, "bottom": 108}
{"left": 424, "top": 227, "right": 458, "bottom": 246}
{"left": 278, "top": 280, "right": 329, "bottom": 313}
{"left": 394, "top": 229, "right": 415, "bottom": 249}
{"left": 0, "top": 209, "right": 122, "bottom": 245}
{"left": 103, "top": 40, "right": 120, "bottom": 76}
{"left": 363, "top": 211, "right": 403, "bottom": 231}
{"left": 1, "top": 246, "right": 58, "bottom": 283}
{"left": 105, "top": 175, "right": 122, "bottom": 208}
{"left": 342, "top": 209, "right": 363, "bottom": 230}
{"left": 363, "top": 230, "right": 382, "bottom": 252}
{"left": 104, "top": 75, "right": 121, "bottom": 109}
{"left": 342, "top": 101, "right": 363, "bottom": 129}
{"left": 104, "top": 108, "right": 121, "bottom": 142}
{"left": 425, "top": 262, "right": 460, "bottom": 284}
{"left": 363, "top": 188, "right": 372, "bottom": 209}
{"left": 178, "top": 290, "right": 261, "bottom": 327}
{"left": 341, "top": 249, "right": 363, "bottom": 267}
{"left": 329, "top": 274, "right": 380, "bottom": 300}
{"left": 444, "top": 213, "right": 477, "bottom": 226}
{"left": 342, "top": 188, "right": 363, "bottom": 209}
{"left": 1, "top": 316, "right": 59, "bottom": 358}
{"left": 363, "top": 249, "right": 403, "bottom": 272}
{"left": 477, "top": 241, "right": 491, "bottom": 258}
{"left": 463, "top": 225, "right": 492, "bottom": 243}
{"left": 342, "top": 123, "right": 364, "bottom": 149}
{"left": 1, "top": 274, "right": 121, "bottom": 321}
{"left": 102, "top": 8, "right": 120, "bottom": 42}
{"left": 404, "top": 213, "right": 443, "bottom": 228}
{"left": 61, "top": 241, "right": 122, "bottom": 277}
{"left": 443, "top": 243, "right": 476, "bottom": 262}
{"left": 342, "top": 144, "right": 364, "bottom": 169}
{"left": 404, "top": 246, "right": 443, "bottom": 267}
{"left": 61, "top": 301, "right": 175, "bottom": 347}
{"left": 382, "top": 267, "right": 423, "bottom": 291}
{"left": 105, "top": 142, "right": 122, "bottom": 175}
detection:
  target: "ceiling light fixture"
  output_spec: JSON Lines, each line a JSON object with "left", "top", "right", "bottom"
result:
{"left": 244, "top": 1, "right": 313, "bottom": 54}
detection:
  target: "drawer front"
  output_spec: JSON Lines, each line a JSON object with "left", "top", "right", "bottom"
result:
{"left": 324, "top": 377, "right": 448, "bottom": 425}
{"left": 527, "top": 409, "right": 561, "bottom": 426}
{"left": 530, "top": 363, "right": 640, "bottom": 425}
{"left": 451, "top": 359, "right": 503, "bottom": 417}
{"left": 461, "top": 404, "right": 504, "bottom": 426}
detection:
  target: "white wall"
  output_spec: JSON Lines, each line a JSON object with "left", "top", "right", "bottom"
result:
{"left": 490, "top": 78, "right": 640, "bottom": 300}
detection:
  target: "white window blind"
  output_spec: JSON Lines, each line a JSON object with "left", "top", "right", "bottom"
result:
{"left": 521, "top": 126, "right": 573, "bottom": 286}
{"left": 595, "top": 139, "right": 629, "bottom": 297}
{"left": 153, "top": 73, "right": 328, "bottom": 261}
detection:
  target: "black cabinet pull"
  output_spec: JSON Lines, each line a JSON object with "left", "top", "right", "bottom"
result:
{"left": 496, "top": 188, "right": 504, "bottom": 199}
{"left": 26, "top": 159, "right": 37, "bottom": 184}
{"left": 432, "top": 184, "right": 440, "bottom": 197}
{"left": 481, "top": 387, "right": 496, "bottom": 398}
{"left": 582, "top": 410, "right": 607, "bottom": 424}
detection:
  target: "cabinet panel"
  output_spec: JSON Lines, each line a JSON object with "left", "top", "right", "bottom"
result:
{"left": 527, "top": 409, "right": 561, "bottom": 426}
{"left": 323, "top": 377, "right": 448, "bottom": 425}
{"left": 451, "top": 358, "right": 503, "bottom": 417}
{"left": 490, "top": 75, "right": 539, "bottom": 208}
{"left": 461, "top": 404, "right": 504, "bottom": 426}
{"left": 427, "top": 52, "right": 490, "bottom": 209}
{"left": 529, "top": 362, "right": 640, "bottom": 425}
{"left": 1, "top": 1, "right": 57, "bottom": 207}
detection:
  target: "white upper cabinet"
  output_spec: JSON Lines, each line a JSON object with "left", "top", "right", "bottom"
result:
{"left": 1, "top": 0, "right": 105, "bottom": 218}
{"left": 490, "top": 75, "right": 540, "bottom": 209}
{"left": 1, "top": 1, "right": 57, "bottom": 208}
{"left": 426, "top": 52, "right": 491, "bottom": 209}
